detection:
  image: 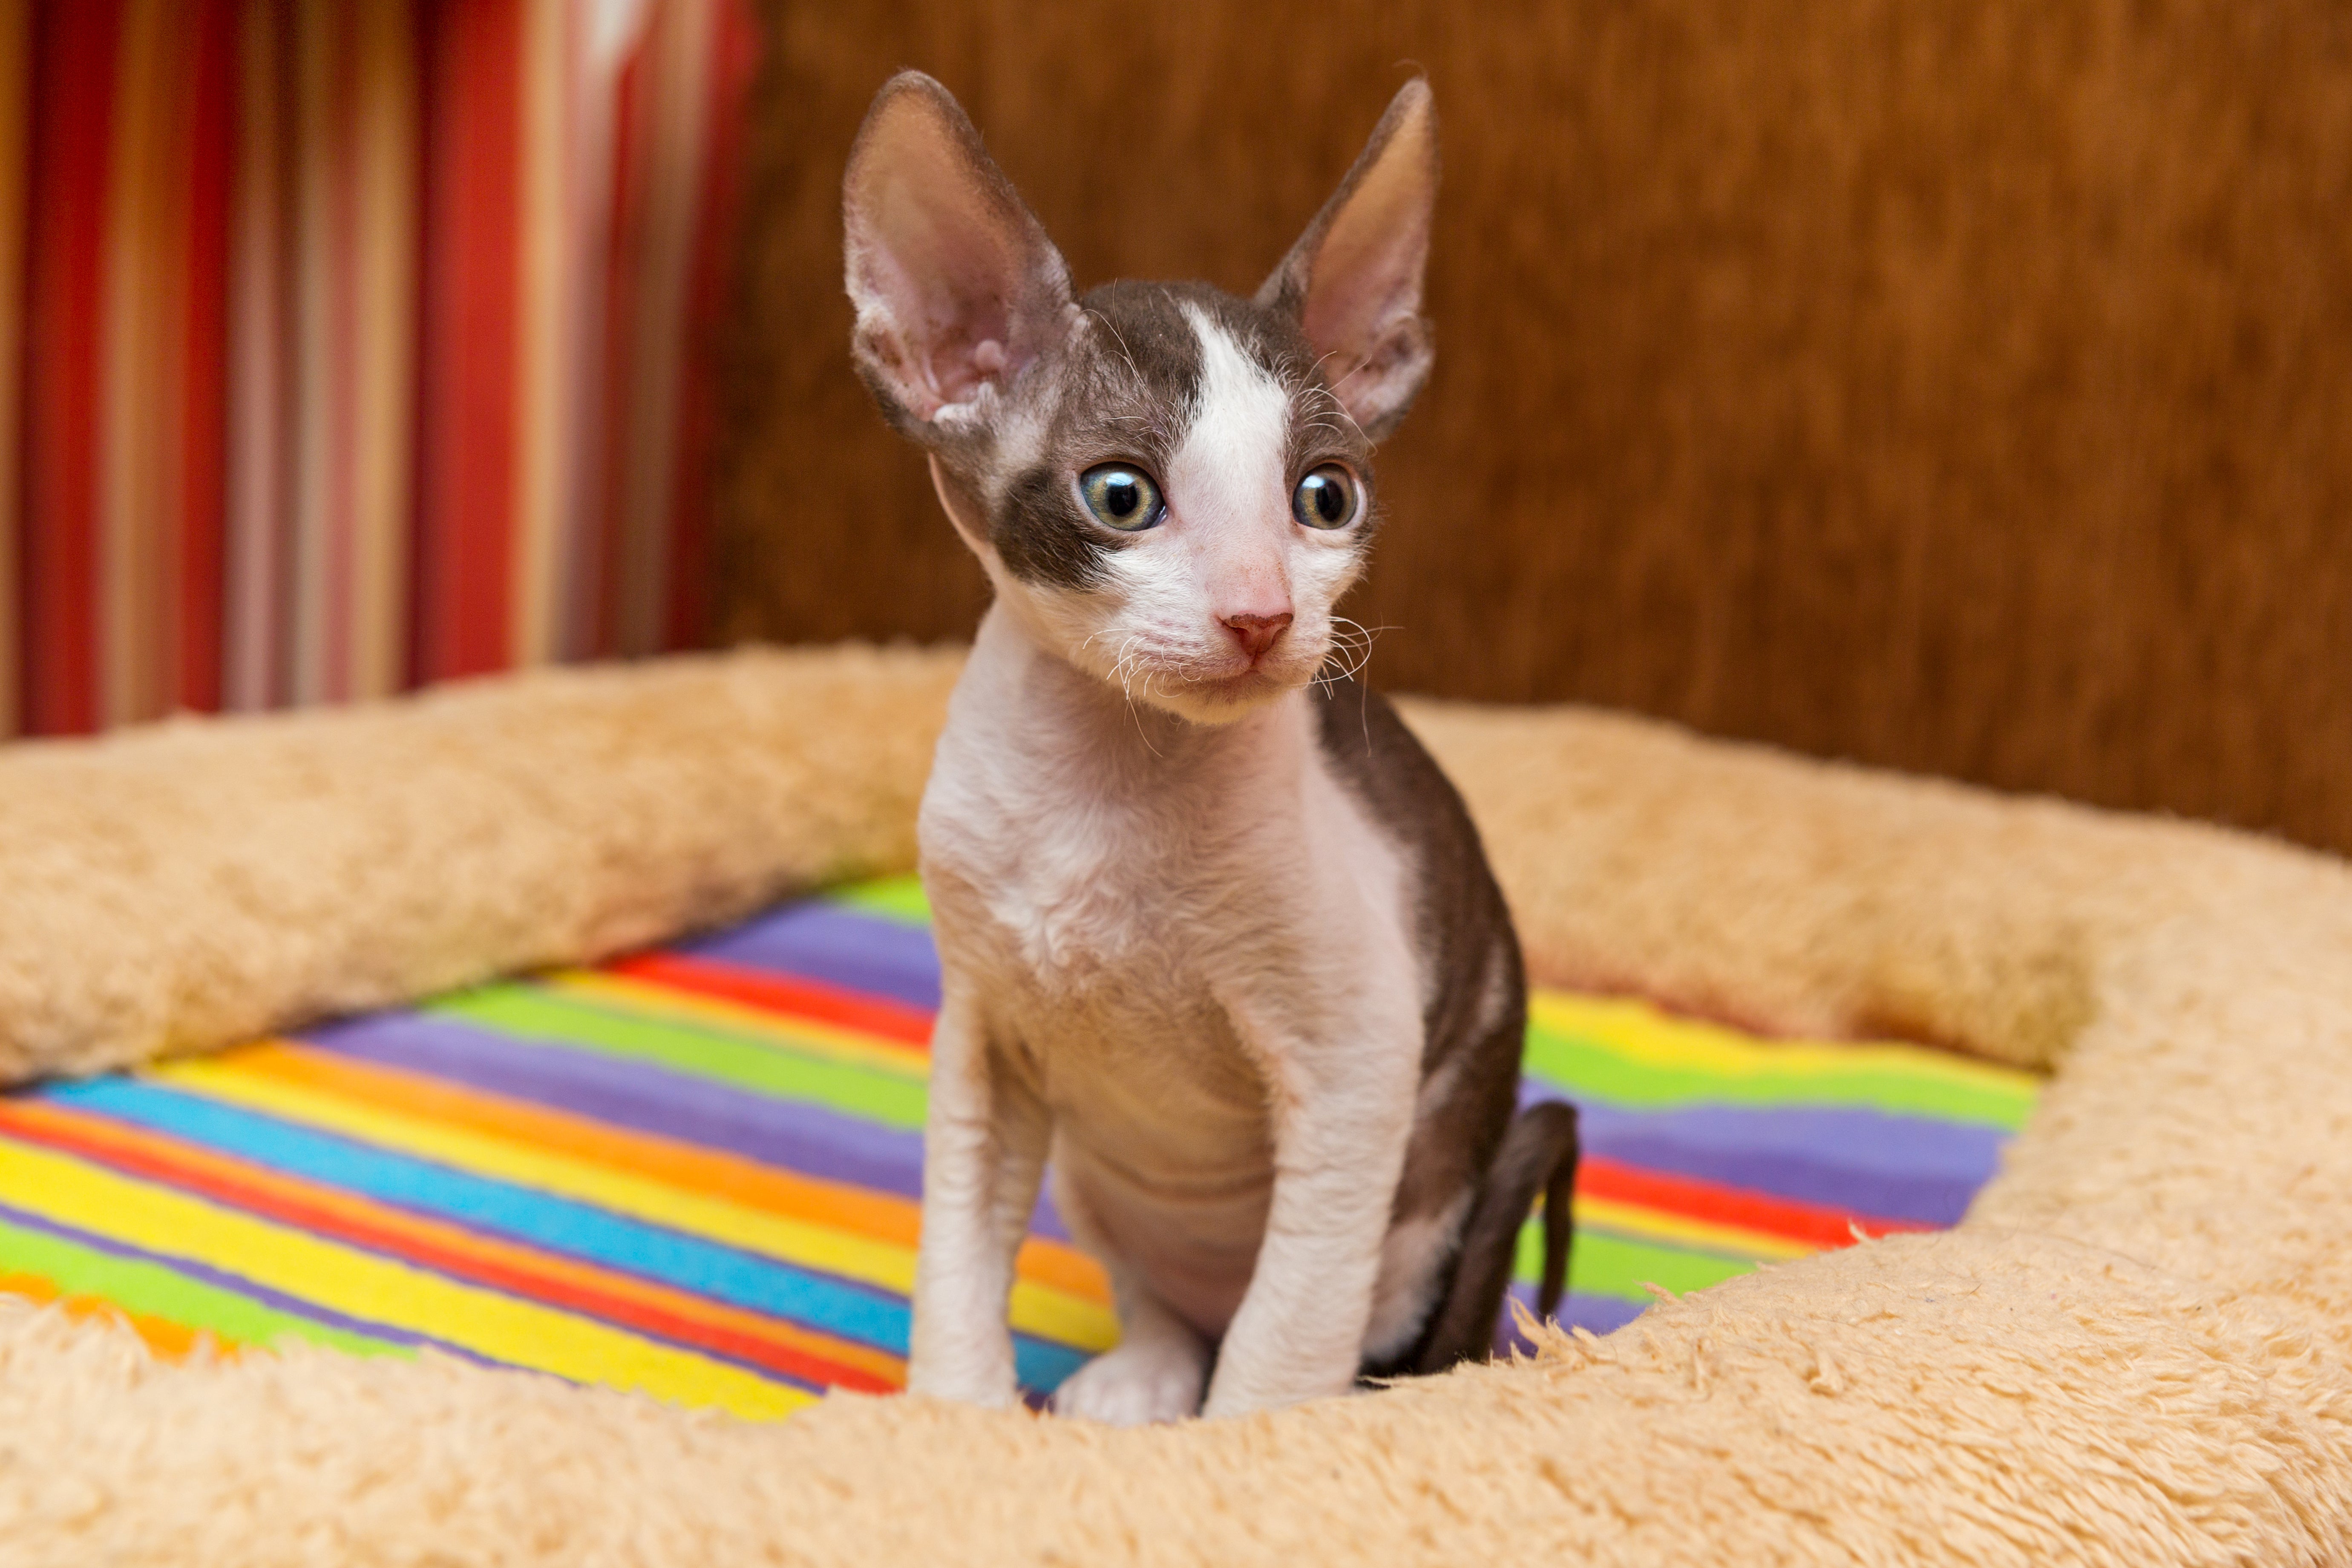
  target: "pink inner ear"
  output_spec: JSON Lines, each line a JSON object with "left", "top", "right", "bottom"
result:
{"left": 1303, "top": 154, "right": 1432, "bottom": 370}
{"left": 849, "top": 104, "right": 1048, "bottom": 414}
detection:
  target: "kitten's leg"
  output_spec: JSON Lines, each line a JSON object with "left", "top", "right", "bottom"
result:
{"left": 1200, "top": 1007, "right": 1420, "bottom": 1419}
{"left": 907, "top": 981, "right": 1049, "bottom": 1408}
{"left": 1048, "top": 1168, "right": 1210, "bottom": 1425}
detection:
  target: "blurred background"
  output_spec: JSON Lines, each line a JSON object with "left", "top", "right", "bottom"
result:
{"left": 0, "top": 0, "right": 755, "bottom": 734}
{"left": 7, "top": 3, "right": 2352, "bottom": 858}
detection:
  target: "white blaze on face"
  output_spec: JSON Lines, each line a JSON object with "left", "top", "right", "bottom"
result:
{"left": 1165, "top": 307, "right": 1296, "bottom": 629}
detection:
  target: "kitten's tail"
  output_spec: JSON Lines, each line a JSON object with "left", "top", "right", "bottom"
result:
{"left": 1411, "top": 1100, "right": 1581, "bottom": 1375}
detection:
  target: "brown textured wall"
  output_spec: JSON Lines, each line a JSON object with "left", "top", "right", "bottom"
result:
{"left": 715, "top": 2, "right": 2352, "bottom": 854}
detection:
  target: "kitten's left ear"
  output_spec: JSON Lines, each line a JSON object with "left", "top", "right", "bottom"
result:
{"left": 1258, "top": 78, "right": 1438, "bottom": 442}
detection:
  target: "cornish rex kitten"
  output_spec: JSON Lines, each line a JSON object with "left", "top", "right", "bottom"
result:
{"left": 842, "top": 71, "right": 1578, "bottom": 1422}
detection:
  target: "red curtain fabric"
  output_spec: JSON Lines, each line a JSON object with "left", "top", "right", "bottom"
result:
{"left": 1, "top": 0, "right": 758, "bottom": 737}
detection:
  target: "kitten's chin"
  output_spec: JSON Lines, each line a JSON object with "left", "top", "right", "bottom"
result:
{"left": 1126, "top": 657, "right": 1322, "bottom": 726}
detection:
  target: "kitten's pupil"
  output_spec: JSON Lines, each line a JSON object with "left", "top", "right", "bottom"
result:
{"left": 1106, "top": 477, "right": 1140, "bottom": 517}
{"left": 1310, "top": 478, "right": 1341, "bottom": 521}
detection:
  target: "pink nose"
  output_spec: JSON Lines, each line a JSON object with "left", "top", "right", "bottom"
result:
{"left": 1221, "top": 611, "right": 1292, "bottom": 660}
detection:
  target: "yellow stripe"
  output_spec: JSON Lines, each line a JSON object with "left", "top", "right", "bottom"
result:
{"left": 1571, "top": 1195, "right": 1814, "bottom": 1262}
{"left": 0, "top": 1139, "right": 811, "bottom": 1419}
{"left": 546, "top": 970, "right": 930, "bottom": 1078}
{"left": 1529, "top": 990, "right": 2040, "bottom": 1096}
{"left": 152, "top": 1057, "right": 1118, "bottom": 1352}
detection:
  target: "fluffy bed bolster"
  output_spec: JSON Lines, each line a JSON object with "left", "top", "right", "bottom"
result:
{"left": 3, "top": 642, "right": 2349, "bottom": 1565}
{"left": 0, "top": 644, "right": 960, "bottom": 1085}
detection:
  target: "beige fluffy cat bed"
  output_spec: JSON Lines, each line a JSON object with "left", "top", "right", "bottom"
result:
{"left": 3, "top": 642, "right": 2350, "bottom": 1565}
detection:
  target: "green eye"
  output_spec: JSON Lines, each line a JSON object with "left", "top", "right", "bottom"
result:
{"left": 1291, "top": 464, "right": 1358, "bottom": 529}
{"left": 1079, "top": 464, "right": 1163, "bottom": 530}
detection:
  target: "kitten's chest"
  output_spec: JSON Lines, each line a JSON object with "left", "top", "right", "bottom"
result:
{"left": 918, "top": 731, "right": 1284, "bottom": 991}
{"left": 915, "top": 641, "right": 1419, "bottom": 1105}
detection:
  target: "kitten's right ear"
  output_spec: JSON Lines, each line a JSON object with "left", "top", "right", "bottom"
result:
{"left": 843, "top": 72, "right": 1074, "bottom": 436}
{"left": 1257, "top": 79, "right": 1439, "bottom": 442}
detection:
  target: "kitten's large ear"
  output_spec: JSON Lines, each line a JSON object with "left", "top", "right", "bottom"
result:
{"left": 843, "top": 72, "right": 1074, "bottom": 434}
{"left": 1257, "top": 79, "right": 1438, "bottom": 441}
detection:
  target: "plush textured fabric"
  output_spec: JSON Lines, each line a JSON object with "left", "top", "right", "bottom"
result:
{"left": 3, "top": 642, "right": 2351, "bottom": 1565}
{"left": 0, "top": 643, "right": 959, "bottom": 1084}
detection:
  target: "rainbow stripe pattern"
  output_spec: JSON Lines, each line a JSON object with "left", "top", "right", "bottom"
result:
{"left": 1, "top": 0, "right": 759, "bottom": 740}
{"left": 0, "top": 877, "right": 2039, "bottom": 1418}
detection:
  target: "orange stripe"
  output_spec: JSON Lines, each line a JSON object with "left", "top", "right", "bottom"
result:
{"left": 221, "top": 1041, "right": 1109, "bottom": 1301}
{"left": 605, "top": 950, "right": 936, "bottom": 1048}
{"left": 100, "top": 0, "right": 188, "bottom": 726}
{"left": 221, "top": 0, "right": 288, "bottom": 711}
{"left": 0, "top": 1269, "right": 233, "bottom": 1361}
{"left": 3, "top": 1097, "right": 905, "bottom": 1387}
{"left": 345, "top": 0, "right": 416, "bottom": 697}
{"left": 1578, "top": 1156, "right": 1930, "bottom": 1250}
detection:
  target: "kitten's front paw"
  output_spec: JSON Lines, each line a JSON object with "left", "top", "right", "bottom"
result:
{"left": 906, "top": 1355, "right": 1020, "bottom": 1410}
{"left": 1051, "top": 1340, "right": 1209, "bottom": 1426}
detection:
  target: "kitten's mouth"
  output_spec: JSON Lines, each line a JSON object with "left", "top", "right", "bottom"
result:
{"left": 1183, "top": 647, "right": 1318, "bottom": 702}
{"left": 1089, "top": 636, "right": 1324, "bottom": 716}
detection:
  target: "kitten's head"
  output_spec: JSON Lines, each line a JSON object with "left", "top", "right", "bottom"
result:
{"left": 842, "top": 72, "right": 1437, "bottom": 724}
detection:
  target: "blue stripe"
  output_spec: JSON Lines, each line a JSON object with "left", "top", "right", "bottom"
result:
{"left": 49, "top": 1078, "right": 1088, "bottom": 1390}
{"left": 297, "top": 1013, "right": 1077, "bottom": 1243}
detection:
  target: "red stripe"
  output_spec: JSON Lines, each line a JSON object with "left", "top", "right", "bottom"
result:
{"left": 175, "top": 0, "right": 237, "bottom": 716}
{"left": 411, "top": 0, "right": 520, "bottom": 682}
{"left": 20, "top": 0, "right": 122, "bottom": 735}
{"left": 605, "top": 950, "right": 937, "bottom": 1047}
{"left": 1577, "top": 1154, "right": 1930, "bottom": 1251}
{"left": 659, "top": 0, "right": 760, "bottom": 651}
{"left": 0, "top": 1099, "right": 894, "bottom": 1395}
{"left": 322, "top": 13, "right": 360, "bottom": 702}
{"left": 587, "top": 26, "right": 649, "bottom": 660}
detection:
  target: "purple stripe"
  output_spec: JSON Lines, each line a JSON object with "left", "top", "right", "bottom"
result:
{"left": 1497, "top": 1286, "right": 1646, "bottom": 1354}
{"left": 300, "top": 1016, "right": 1987, "bottom": 1236}
{"left": 1524, "top": 1088, "right": 1999, "bottom": 1226}
{"left": 0, "top": 1197, "right": 494, "bottom": 1363}
{"left": 677, "top": 904, "right": 943, "bottom": 1010}
{"left": 297, "top": 1011, "right": 930, "bottom": 1199}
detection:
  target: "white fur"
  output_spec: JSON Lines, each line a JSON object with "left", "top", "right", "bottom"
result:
{"left": 1363, "top": 1190, "right": 1472, "bottom": 1360}
{"left": 909, "top": 588, "right": 1431, "bottom": 1420}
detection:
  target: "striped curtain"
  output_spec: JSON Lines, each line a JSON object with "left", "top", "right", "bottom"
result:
{"left": 0, "top": 0, "right": 757, "bottom": 738}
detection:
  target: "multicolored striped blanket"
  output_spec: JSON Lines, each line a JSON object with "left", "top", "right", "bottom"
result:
{"left": 0, "top": 878, "right": 2038, "bottom": 1418}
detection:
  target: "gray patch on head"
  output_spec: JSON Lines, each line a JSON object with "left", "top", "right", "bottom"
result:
{"left": 993, "top": 463, "right": 1119, "bottom": 589}
{"left": 968, "top": 278, "right": 1381, "bottom": 590}
{"left": 1076, "top": 281, "right": 1211, "bottom": 414}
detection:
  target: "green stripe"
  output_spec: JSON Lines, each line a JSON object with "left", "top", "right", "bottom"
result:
{"left": 430, "top": 984, "right": 930, "bottom": 1130}
{"left": 558, "top": 972, "right": 925, "bottom": 1078}
{"left": 1515, "top": 1216, "right": 1763, "bottom": 1303}
{"left": 1522, "top": 1023, "right": 2036, "bottom": 1130}
{"left": 826, "top": 875, "right": 931, "bottom": 926}
{"left": 0, "top": 1214, "right": 403, "bottom": 1358}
